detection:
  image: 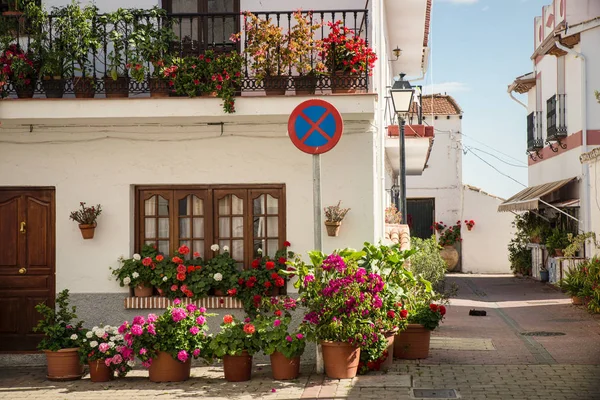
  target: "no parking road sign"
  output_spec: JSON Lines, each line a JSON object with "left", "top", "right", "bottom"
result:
{"left": 288, "top": 99, "right": 344, "bottom": 155}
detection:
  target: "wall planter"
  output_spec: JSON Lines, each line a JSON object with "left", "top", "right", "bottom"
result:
{"left": 149, "top": 77, "right": 171, "bottom": 97}
{"left": 133, "top": 282, "right": 153, "bottom": 297}
{"left": 263, "top": 75, "right": 288, "bottom": 96}
{"left": 331, "top": 71, "right": 358, "bottom": 94}
{"left": 293, "top": 75, "right": 317, "bottom": 95}
{"left": 440, "top": 245, "right": 459, "bottom": 272}
{"left": 104, "top": 77, "right": 129, "bottom": 98}
{"left": 393, "top": 324, "right": 431, "bottom": 360}
{"left": 324, "top": 221, "right": 341, "bottom": 237}
{"left": 88, "top": 359, "right": 113, "bottom": 382}
{"left": 223, "top": 351, "right": 252, "bottom": 382}
{"left": 321, "top": 341, "right": 360, "bottom": 379}
{"left": 270, "top": 351, "right": 300, "bottom": 380}
{"left": 15, "top": 81, "right": 36, "bottom": 98}
{"left": 73, "top": 77, "right": 95, "bottom": 98}
{"left": 42, "top": 77, "right": 65, "bottom": 98}
{"left": 44, "top": 348, "right": 83, "bottom": 381}
{"left": 149, "top": 351, "right": 191, "bottom": 382}
{"left": 78, "top": 223, "right": 96, "bottom": 239}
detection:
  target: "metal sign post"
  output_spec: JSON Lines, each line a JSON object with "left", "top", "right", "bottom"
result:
{"left": 288, "top": 99, "right": 343, "bottom": 375}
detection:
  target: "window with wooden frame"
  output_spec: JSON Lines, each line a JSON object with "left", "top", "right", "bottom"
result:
{"left": 136, "top": 185, "right": 285, "bottom": 268}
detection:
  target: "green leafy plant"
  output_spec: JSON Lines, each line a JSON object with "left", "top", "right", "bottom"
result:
{"left": 34, "top": 289, "right": 84, "bottom": 351}
{"left": 110, "top": 244, "right": 156, "bottom": 288}
{"left": 209, "top": 314, "right": 262, "bottom": 357}
{"left": 324, "top": 200, "right": 350, "bottom": 223}
{"left": 210, "top": 50, "right": 243, "bottom": 113}
{"left": 405, "top": 301, "right": 446, "bottom": 331}
{"left": 125, "top": 301, "right": 214, "bottom": 367}
{"left": 99, "top": 8, "right": 134, "bottom": 80}
{"left": 151, "top": 244, "right": 208, "bottom": 299}
{"left": 409, "top": 236, "right": 447, "bottom": 286}
{"left": 78, "top": 324, "right": 134, "bottom": 377}
{"left": 546, "top": 228, "right": 570, "bottom": 255}
{"left": 68, "top": 201, "right": 101, "bottom": 225}
{"left": 437, "top": 222, "right": 461, "bottom": 247}
{"left": 255, "top": 296, "right": 305, "bottom": 359}
{"left": 0, "top": 43, "right": 37, "bottom": 88}
{"left": 321, "top": 20, "right": 376, "bottom": 75}
{"left": 559, "top": 264, "right": 585, "bottom": 298}
{"left": 204, "top": 244, "right": 238, "bottom": 293}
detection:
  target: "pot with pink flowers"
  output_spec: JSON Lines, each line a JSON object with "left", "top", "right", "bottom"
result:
{"left": 78, "top": 324, "right": 134, "bottom": 382}
{"left": 124, "top": 300, "right": 214, "bottom": 382}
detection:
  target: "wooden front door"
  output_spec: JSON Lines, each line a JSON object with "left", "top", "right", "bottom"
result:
{"left": 0, "top": 188, "right": 55, "bottom": 352}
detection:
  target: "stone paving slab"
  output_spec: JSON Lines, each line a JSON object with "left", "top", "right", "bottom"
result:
{"left": 430, "top": 337, "right": 495, "bottom": 351}
{"left": 352, "top": 374, "right": 412, "bottom": 388}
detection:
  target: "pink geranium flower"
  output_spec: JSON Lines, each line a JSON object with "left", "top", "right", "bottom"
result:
{"left": 177, "top": 350, "right": 188, "bottom": 362}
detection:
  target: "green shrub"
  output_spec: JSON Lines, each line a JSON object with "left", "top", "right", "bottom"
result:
{"left": 409, "top": 236, "right": 446, "bottom": 285}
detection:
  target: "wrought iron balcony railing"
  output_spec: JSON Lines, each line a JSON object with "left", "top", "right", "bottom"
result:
{"left": 546, "top": 94, "right": 567, "bottom": 140}
{"left": 0, "top": 8, "right": 370, "bottom": 98}
{"left": 527, "top": 111, "right": 543, "bottom": 151}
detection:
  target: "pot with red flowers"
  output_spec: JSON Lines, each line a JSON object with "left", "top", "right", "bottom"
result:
{"left": 208, "top": 314, "right": 262, "bottom": 382}
{"left": 0, "top": 44, "right": 37, "bottom": 98}
{"left": 255, "top": 296, "right": 305, "bottom": 380}
{"left": 288, "top": 250, "right": 393, "bottom": 379}
{"left": 111, "top": 244, "right": 157, "bottom": 297}
{"left": 124, "top": 300, "right": 213, "bottom": 382}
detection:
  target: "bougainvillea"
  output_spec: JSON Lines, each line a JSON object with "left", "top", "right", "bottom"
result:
{"left": 321, "top": 20, "right": 376, "bottom": 75}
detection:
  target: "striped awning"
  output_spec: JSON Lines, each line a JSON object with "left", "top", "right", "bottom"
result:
{"left": 498, "top": 178, "right": 576, "bottom": 212}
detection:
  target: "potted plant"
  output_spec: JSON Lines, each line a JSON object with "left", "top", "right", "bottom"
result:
{"left": 546, "top": 228, "right": 569, "bottom": 257}
{"left": 560, "top": 264, "right": 586, "bottom": 305}
{"left": 0, "top": 43, "right": 37, "bottom": 97}
{"left": 69, "top": 202, "right": 101, "bottom": 239}
{"left": 394, "top": 298, "right": 445, "bottom": 360}
{"left": 288, "top": 11, "right": 323, "bottom": 95}
{"left": 128, "top": 7, "right": 175, "bottom": 97}
{"left": 208, "top": 314, "right": 262, "bottom": 382}
{"left": 111, "top": 244, "right": 157, "bottom": 297}
{"left": 211, "top": 50, "right": 243, "bottom": 113}
{"left": 100, "top": 8, "right": 132, "bottom": 98}
{"left": 437, "top": 222, "right": 461, "bottom": 272}
{"left": 79, "top": 324, "right": 134, "bottom": 382}
{"left": 151, "top": 245, "right": 209, "bottom": 300}
{"left": 34, "top": 289, "right": 85, "bottom": 381}
{"left": 322, "top": 20, "right": 376, "bottom": 93}
{"left": 53, "top": 1, "right": 100, "bottom": 98}
{"left": 289, "top": 250, "right": 391, "bottom": 379}
{"left": 126, "top": 300, "right": 213, "bottom": 382}
{"left": 324, "top": 201, "right": 350, "bottom": 237}
{"left": 256, "top": 297, "right": 305, "bottom": 380}
{"left": 464, "top": 219, "right": 475, "bottom": 231}
{"left": 205, "top": 244, "right": 237, "bottom": 296}
{"left": 161, "top": 55, "right": 209, "bottom": 97}
{"left": 239, "top": 12, "right": 292, "bottom": 95}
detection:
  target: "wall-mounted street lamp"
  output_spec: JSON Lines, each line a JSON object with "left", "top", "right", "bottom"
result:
{"left": 389, "top": 73, "right": 415, "bottom": 224}
{"left": 391, "top": 46, "right": 402, "bottom": 61}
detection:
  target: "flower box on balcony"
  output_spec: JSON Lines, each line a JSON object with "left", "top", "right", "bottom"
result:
{"left": 387, "top": 125, "right": 434, "bottom": 138}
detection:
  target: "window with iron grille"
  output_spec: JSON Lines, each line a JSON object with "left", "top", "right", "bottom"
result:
{"left": 136, "top": 185, "right": 285, "bottom": 268}
{"left": 547, "top": 94, "right": 557, "bottom": 138}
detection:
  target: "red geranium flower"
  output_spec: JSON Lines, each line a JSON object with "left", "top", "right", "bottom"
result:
{"left": 171, "top": 284, "right": 178, "bottom": 292}
{"left": 283, "top": 241, "right": 291, "bottom": 247}
{"left": 400, "top": 310, "right": 408, "bottom": 318}
{"left": 253, "top": 294, "right": 262, "bottom": 304}
{"left": 193, "top": 251, "right": 200, "bottom": 258}
{"left": 275, "top": 277, "right": 285, "bottom": 287}
{"left": 429, "top": 304, "right": 439, "bottom": 312}
{"left": 270, "top": 272, "right": 279, "bottom": 280}
{"left": 227, "top": 288, "right": 237, "bottom": 296}
{"left": 278, "top": 257, "right": 287, "bottom": 264}
{"left": 238, "top": 278, "right": 245, "bottom": 286}
{"left": 265, "top": 261, "right": 275, "bottom": 270}
{"left": 195, "top": 265, "right": 202, "bottom": 271}
{"left": 243, "top": 323, "right": 255, "bottom": 335}
{"left": 223, "top": 315, "right": 234, "bottom": 324}
{"left": 187, "top": 266, "right": 195, "bottom": 273}
{"left": 274, "top": 310, "right": 282, "bottom": 317}
{"left": 264, "top": 281, "right": 272, "bottom": 288}
{"left": 439, "top": 305, "right": 447, "bottom": 316}
{"left": 387, "top": 310, "right": 396, "bottom": 319}
{"left": 176, "top": 264, "right": 186, "bottom": 274}
{"left": 142, "top": 257, "right": 152, "bottom": 267}
{"left": 172, "top": 256, "right": 183, "bottom": 264}
{"left": 251, "top": 259, "right": 260, "bottom": 269}
{"left": 176, "top": 272, "right": 186, "bottom": 281}
{"left": 156, "top": 254, "right": 164, "bottom": 262}
{"left": 178, "top": 245, "right": 190, "bottom": 255}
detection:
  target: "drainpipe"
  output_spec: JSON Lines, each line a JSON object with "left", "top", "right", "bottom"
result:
{"left": 507, "top": 85, "right": 528, "bottom": 110}
{"left": 554, "top": 41, "right": 590, "bottom": 236}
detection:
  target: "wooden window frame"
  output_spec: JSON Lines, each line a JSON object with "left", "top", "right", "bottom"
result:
{"left": 161, "top": 0, "right": 240, "bottom": 15}
{"left": 135, "top": 184, "right": 286, "bottom": 268}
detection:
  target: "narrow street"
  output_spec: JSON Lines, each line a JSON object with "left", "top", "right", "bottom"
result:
{"left": 1, "top": 274, "right": 599, "bottom": 400}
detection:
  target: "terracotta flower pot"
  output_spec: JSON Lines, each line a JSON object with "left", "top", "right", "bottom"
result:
{"left": 78, "top": 223, "right": 96, "bottom": 239}
{"left": 393, "top": 324, "right": 431, "bottom": 360}
{"left": 293, "top": 75, "right": 318, "bottom": 95}
{"left": 380, "top": 331, "right": 396, "bottom": 370}
{"left": 88, "top": 359, "right": 113, "bottom": 382}
{"left": 73, "top": 77, "right": 95, "bottom": 98}
{"left": 530, "top": 236, "right": 541, "bottom": 244}
{"left": 440, "top": 245, "right": 459, "bottom": 272}
{"left": 15, "top": 81, "right": 36, "bottom": 98}
{"left": 263, "top": 75, "right": 288, "bottom": 96}
{"left": 42, "top": 77, "right": 65, "bottom": 98}
{"left": 104, "top": 76, "right": 129, "bottom": 98}
{"left": 321, "top": 341, "right": 360, "bottom": 379}
{"left": 223, "top": 351, "right": 252, "bottom": 382}
{"left": 270, "top": 351, "right": 300, "bottom": 380}
{"left": 149, "top": 77, "right": 171, "bottom": 97}
{"left": 149, "top": 351, "right": 191, "bottom": 382}
{"left": 44, "top": 348, "right": 83, "bottom": 381}
{"left": 134, "top": 282, "right": 153, "bottom": 297}
{"left": 325, "top": 221, "right": 341, "bottom": 237}
{"left": 331, "top": 71, "right": 358, "bottom": 94}
{"left": 571, "top": 296, "right": 583, "bottom": 305}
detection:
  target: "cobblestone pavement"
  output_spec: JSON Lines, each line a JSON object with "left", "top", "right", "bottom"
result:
{"left": 1, "top": 274, "right": 600, "bottom": 400}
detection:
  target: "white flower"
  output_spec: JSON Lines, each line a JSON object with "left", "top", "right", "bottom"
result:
{"left": 108, "top": 342, "right": 115, "bottom": 348}
{"left": 95, "top": 329, "right": 104, "bottom": 338}
{"left": 83, "top": 339, "right": 87, "bottom": 343}
{"left": 70, "top": 334, "right": 77, "bottom": 340}
{"left": 213, "top": 273, "right": 223, "bottom": 282}
{"left": 113, "top": 334, "right": 123, "bottom": 342}
{"left": 257, "top": 248, "right": 263, "bottom": 254}
{"left": 163, "top": 276, "right": 168, "bottom": 282}
{"left": 222, "top": 245, "right": 230, "bottom": 252}
{"left": 132, "top": 272, "right": 140, "bottom": 279}
{"left": 90, "top": 341, "right": 98, "bottom": 348}
{"left": 133, "top": 254, "right": 141, "bottom": 261}
{"left": 210, "top": 244, "right": 220, "bottom": 251}
{"left": 86, "top": 331, "right": 93, "bottom": 339}
{"left": 123, "top": 277, "right": 131, "bottom": 286}
{"left": 127, "top": 360, "right": 135, "bottom": 367}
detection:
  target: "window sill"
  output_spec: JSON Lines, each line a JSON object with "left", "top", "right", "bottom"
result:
{"left": 124, "top": 296, "right": 244, "bottom": 309}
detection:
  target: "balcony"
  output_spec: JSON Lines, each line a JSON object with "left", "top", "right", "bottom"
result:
{"left": 546, "top": 94, "right": 567, "bottom": 141}
{"left": 385, "top": 124, "right": 434, "bottom": 176}
{"left": 527, "top": 111, "right": 544, "bottom": 151}
{"left": 0, "top": 7, "right": 370, "bottom": 100}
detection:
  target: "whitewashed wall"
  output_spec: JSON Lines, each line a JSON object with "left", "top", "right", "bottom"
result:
{"left": 581, "top": 29, "right": 600, "bottom": 132}
{"left": 461, "top": 188, "right": 513, "bottom": 274}
{"left": 0, "top": 123, "right": 375, "bottom": 294}
{"left": 589, "top": 157, "right": 600, "bottom": 257}
{"left": 564, "top": 44, "right": 583, "bottom": 135}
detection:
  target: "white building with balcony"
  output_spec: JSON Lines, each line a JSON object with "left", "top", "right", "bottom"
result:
{"left": 501, "top": 0, "right": 600, "bottom": 275}
{"left": 0, "top": 0, "right": 433, "bottom": 352}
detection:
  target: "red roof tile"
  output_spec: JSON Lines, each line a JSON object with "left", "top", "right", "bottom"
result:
{"left": 410, "top": 94, "right": 462, "bottom": 115}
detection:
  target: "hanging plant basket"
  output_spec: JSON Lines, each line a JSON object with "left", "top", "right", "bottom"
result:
{"left": 325, "top": 221, "right": 341, "bottom": 237}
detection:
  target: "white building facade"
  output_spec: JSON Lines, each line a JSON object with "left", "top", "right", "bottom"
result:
{"left": 0, "top": 0, "right": 433, "bottom": 351}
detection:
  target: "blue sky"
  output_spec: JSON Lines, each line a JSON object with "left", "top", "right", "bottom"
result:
{"left": 421, "top": 0, "right": 548, "bottom": 198}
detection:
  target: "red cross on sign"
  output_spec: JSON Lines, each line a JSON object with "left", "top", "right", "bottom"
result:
{"left": 288, "top": 99, "right": 344, "bottom": 155}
